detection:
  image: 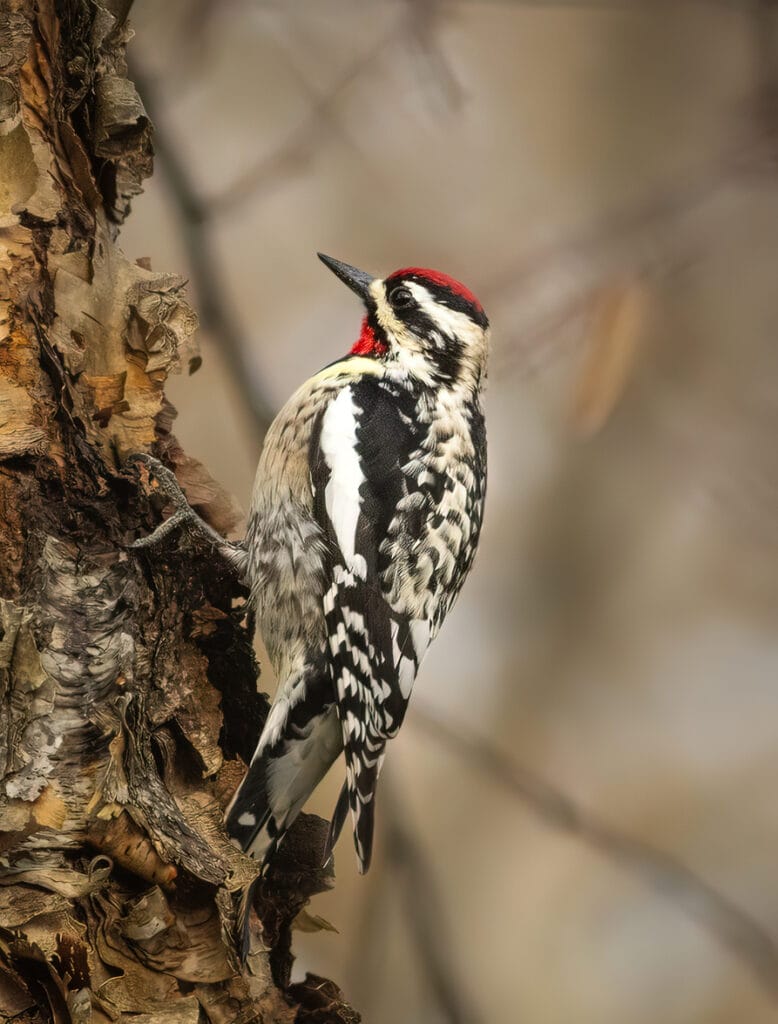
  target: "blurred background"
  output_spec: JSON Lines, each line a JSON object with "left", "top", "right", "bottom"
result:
{"left": 121, "top": 2, "right": 778, "bottom": 1021}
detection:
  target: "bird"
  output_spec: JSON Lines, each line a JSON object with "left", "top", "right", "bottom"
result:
{"left": 132, "top": 254, "right": 490, "bottom": 954}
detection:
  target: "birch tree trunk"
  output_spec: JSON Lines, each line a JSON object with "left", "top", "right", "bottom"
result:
{"left": 0, "top": 2, "right": 356, "bottom": 1020}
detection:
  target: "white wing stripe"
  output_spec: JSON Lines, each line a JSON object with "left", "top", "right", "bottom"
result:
{"left": 319, "top": 388, "right": 365, "bottom": 574}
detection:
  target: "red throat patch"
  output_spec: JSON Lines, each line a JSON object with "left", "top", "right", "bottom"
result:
{"left": 350, "top": 318, "right": 388, "bottom": 357}
{"left": 387, "top": 267, "right": 484, "bottom": 312}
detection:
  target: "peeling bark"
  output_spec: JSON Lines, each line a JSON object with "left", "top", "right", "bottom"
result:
{"left": 0, "top": 2, "right": 357, "bottom": 1020}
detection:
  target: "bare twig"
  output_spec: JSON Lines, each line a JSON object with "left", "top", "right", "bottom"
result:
{"left": 204, "top": 20, "right": 411, "bottom": 217}
{"left": 752, "top": 0, "right": 778, "bottom": 166}
{"left": 486, "top": 1, "right": 778, "bottom": 381}
{"left": 130, "top": 63, "right": 276, "bottom": 440}
{"left": 207, "top": 0, "right": 468, "bottom": 216}
{"left": 488, "top": 138, "right": 774, "bottom": 380}
{"left": 381, "top": 776, "right": 485, "bottom": 1024}
{"left": 412, "top": 704, "right": 778, "bottom": 1003}
{"left": 403, "top": 0, "right": 465, "bottom": 111}
{"left": 346, "top": 856, "right": 393, "bottom": 1010}
{"left": 345, "top": 776, "right": 483, "bottom": 1023}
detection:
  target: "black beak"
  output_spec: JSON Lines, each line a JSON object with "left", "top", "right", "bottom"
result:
{"left": 317, "top": 253, "right": 375, "bottom": 302}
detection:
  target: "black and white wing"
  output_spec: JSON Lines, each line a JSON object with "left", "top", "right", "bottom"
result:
{"left": 311, "top": 379, "right": 432, "bottom": 872}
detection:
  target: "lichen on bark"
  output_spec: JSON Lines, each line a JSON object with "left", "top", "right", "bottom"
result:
{"left": 0, "top": 1, "right": 357, "bottom": 1020}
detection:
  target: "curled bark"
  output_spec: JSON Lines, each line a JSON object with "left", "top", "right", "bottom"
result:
{"left": 0, "top": 1, "right": 356, "bottom": 1020}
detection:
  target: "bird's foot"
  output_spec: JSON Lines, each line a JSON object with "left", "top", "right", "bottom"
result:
{"left": 128, "top": 453, "right": 248, "bottom": 578}
{"left": 128, "top": 453, "right": 195, "bottom": 548}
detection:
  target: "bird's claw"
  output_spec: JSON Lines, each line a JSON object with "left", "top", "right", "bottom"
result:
{"left": 130, "top": 509, "right": 190, "bottom": 549}
{"left": 128, "top": 452, "right": 199, "bottom": 550}
{"left": 128, "top": 453, "right": 190, "bottom": 511}
{"left": 127, "top": 452, "right": 249, "bottom": 578}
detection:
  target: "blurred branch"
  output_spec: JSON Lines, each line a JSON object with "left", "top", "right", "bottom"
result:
{"left": 206, "top": 23, "right": 381, "bottom": 217}
{"left": 403, "top": 0, "right": 465, "bottom": 111}
{"left": 137, "top": 0, "right": 764, "bottom": 406}
{"left": 753, "top": 0, "right": 778, "bottom": 165}
{"left": 346, "top": 777, "right": 483, "bottom": 1023}
{"left": 205, "top": 26, "right": 400, "bottom": 215}
{"left": 381, "top": 777, "right": 485, "bottom": 1024}
{"left": 136, "top": 0, "right": 774, "bottom": 413}
{"left": 131, "top": 0, "right": 464, "bottom": 432}
{"left": 346, "top": 851, "right": 393, "bottom": 1010}
{"left": 207, "top": 5, "right": 462, "bottom": 217}
{"left": 131, "top": 63, "right": 276, "bottom": 440}
{"left": 489, "top": 0, "right": 778, "bottom": 382}
{"left": 488, "top": 139, "right": 771, "bottom": 380}
{"left": 412, "top": 704, "right": 778, "bottom": 1004}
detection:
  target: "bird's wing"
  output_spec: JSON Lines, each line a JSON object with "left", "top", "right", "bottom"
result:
{"left": 311, "top": 378, "right": 431, "bottom": 871}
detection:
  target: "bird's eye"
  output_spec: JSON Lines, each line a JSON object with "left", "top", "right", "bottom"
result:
{"left": 389, "top": 286, "right": 413, "bottom": 309}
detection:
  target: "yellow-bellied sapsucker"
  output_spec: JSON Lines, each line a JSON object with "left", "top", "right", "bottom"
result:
{"left": 133, "top": 255, "right": 489, "bottom": 951}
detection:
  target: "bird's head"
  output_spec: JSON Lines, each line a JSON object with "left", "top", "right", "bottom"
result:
{"left": 318, "top": 253, "right": 490, "bottom": 391}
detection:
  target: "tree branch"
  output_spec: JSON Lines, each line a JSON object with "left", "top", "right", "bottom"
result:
{"left": 382, "top": 777, "right": 484, "bottom": 1024}
{"left": 130, "top": 62, "right": 276, "bottom": 440}
{"left": 412, "top": 704, "right": 778, "bottom": 1003}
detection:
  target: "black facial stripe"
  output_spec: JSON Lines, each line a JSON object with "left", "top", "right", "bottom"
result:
{"left": 431, "top": 336, "right": 464, "bottom": 384}
{"left": 381, "top": 284, "right": 466, "bottom": 383}
{"left": 400, "top": 274, "right": 489, "bottom": 329}
{"left": 366, "top": 308, "right": 388, "bottom": 344}
{"left": 398, "top": 303, "right": 438, "bottom": 341}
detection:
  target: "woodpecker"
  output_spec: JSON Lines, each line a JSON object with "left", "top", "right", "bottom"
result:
{"left": 132, "top": 254, "right": 489, "bottom": 949}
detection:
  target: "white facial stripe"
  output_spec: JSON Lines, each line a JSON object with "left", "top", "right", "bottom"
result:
{"left": 404, "top": 282, "right": 485, "bottom": 349}
{"left": 369, "top": 278, "right": 402, "bottom": 339}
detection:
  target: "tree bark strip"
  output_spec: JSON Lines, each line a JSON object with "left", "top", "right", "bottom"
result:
{"left": 0, "top": 2, "right": 357, "bottom": 1020}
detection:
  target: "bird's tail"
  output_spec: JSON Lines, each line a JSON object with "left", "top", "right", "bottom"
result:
{"left": 224, "top": 750, "right": 281, "bottom": 863}
{"left": 342, "top": 736, "right": 386, "bottom": 874}
{"left": 224, "top": 753, "right": 279, "bottom": 961}
{"left": 225, "top": 679, "right": 343, "bottom": 854}
{"left": 322, "top": 779, "right": 349, "bottom": 866}
{"left": 224, "top": 682, "right": 342, "bottom": 957}
{"left": 234, "top": 877, "right": 259, "bottom": 963}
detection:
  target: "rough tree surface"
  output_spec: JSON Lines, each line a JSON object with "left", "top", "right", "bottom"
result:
{"left": 0, "top": 2, "right": 358, "bottom": 1021}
